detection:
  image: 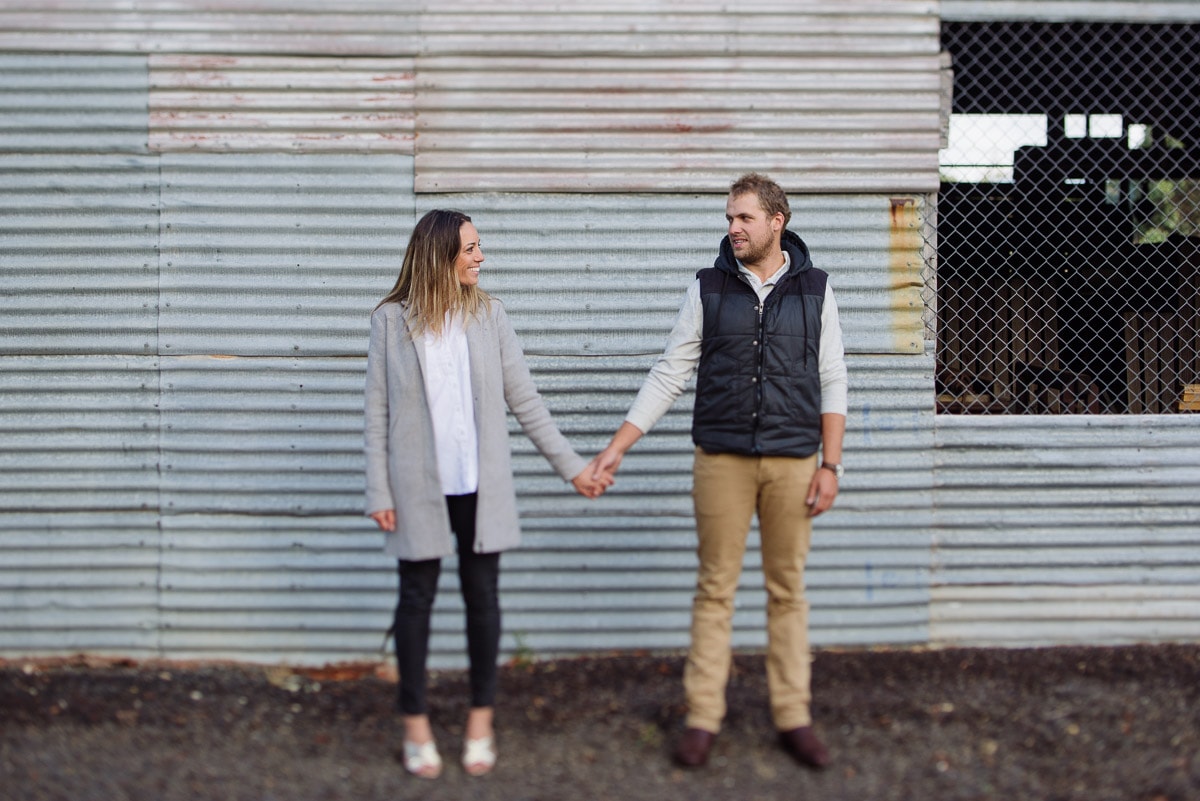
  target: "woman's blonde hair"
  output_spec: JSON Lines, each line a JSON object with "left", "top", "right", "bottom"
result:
{"left": 376, "top": 209, "right": 489, "bottom": 336}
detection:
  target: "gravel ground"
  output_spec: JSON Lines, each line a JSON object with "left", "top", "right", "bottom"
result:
{"left": 2, "top": 643, "right": 1198, "bottom": 801}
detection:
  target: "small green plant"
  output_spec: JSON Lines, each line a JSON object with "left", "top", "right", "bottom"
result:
{"left": 508, "top": 632, "right": 537, "bottom": 671}
{"left": 637, "top": 723, "right": 663, "bottom": 748}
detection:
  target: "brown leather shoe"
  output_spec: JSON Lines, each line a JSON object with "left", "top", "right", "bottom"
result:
{"left": 673, "top": 727, "right": 716, "bottom": 768}
{"left": 778, "top": 725, "right": 830, "bottom": 769}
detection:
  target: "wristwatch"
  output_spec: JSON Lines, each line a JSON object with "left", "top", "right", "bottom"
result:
{"left": 820, "top": 462, "right": 844, "bottom": 481}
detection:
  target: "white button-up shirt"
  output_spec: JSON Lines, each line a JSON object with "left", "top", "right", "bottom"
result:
{"left": 422, "top": 313, "right": 479, "bottom": 495}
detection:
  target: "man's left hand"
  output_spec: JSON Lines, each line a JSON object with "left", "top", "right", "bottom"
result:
{"left": 805, "top": 467, "right": 839, "bottom": 517}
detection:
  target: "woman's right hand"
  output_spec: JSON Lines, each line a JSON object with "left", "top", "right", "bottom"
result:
{"left": 571, "top": 468, "right": 611, "bottom": 499}
{"left": 370, "top": 509, "right": 396, "bottom": 532}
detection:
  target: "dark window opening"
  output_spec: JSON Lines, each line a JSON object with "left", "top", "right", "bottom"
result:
{"left": 937, "top": 22, "right": 1200, "bottom": 414}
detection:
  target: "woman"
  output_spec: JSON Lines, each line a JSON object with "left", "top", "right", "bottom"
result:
{"left": 363, "top": 209, "right": 606, "bottom": 779}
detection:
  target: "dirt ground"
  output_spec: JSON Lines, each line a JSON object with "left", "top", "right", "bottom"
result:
{"left": 2, "top": 643, "right": 1198, "bottom": 801}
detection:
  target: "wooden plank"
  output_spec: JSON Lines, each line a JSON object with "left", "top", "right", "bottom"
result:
{"left": 1124, "top": 311, "right": 1144, "bottom": 414}
{"left": 1144, "top": 314, "right": 1164, "bottom": 414}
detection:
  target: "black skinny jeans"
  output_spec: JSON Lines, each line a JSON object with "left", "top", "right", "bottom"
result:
{"left": 393, "top": 493, "right": 501, "bottom": 715}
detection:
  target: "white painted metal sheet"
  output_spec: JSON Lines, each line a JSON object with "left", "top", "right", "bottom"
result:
{"left": 148, "top": 54, "right": 415, "bottom": 154}
{"left": 0, "top": 194, "right": 935, "bottom": 668}
{"left": 0, "top": 2, "right": 939, "bottom": 57}
{"left": 0, "top": 1, "right": 944, "bottom": 193}
{"left": 414, "top": 50, "right": 943, "bottom": 193}
{"left": 410, "top": 4, "right": 943, "bottom": 194}
{"left": 0, "top": 2, "right": 422, "bottom": 55}
{"left": 930, "top": 415, "right": 1200, "bottom": 646}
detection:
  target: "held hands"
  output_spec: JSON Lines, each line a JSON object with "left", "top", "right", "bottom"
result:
{"left": 588, "top": 444, "right": 623, "bottom": 487}
{"left": 583, "top": 422, "right": 640, "bottom": 494}
{"left": 572, "top": 463, "right": 613, "bottom": 499}
{"left": 370, "top": 469, "right": 611, "bottom": 522}
{"left": 571, "top": 437, "right": 629, "bottom": 499}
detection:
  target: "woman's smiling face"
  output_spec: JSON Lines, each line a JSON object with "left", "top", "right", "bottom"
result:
{"left": 454, "top": 222, "right": 484, "bottom": 287}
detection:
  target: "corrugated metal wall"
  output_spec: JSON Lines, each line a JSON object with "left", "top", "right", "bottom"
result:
{"left": 0, "top": 1, "right": 944, "bottom": 193}
{"left": 5, "top": 0, "right": 1195, "bottom": 668}
{"left": 441, "top": 195, "right": 935, "bottom": 659}
{"left": 0, "top": 159, "right": 935, "bottom": 663}
{"left": 0, "top": 3, "right": 941, "bottom": 666}
{"left": 931, "top": 416, "right": 1200, "bottom": 645}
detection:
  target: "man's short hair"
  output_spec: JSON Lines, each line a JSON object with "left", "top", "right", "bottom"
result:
{"left": 730, "top": 172, "right": 791, "bottom": 229}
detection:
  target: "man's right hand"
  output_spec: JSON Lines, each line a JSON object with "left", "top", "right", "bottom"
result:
{"left": 588, "top": 447, "right": 624, "bottom": 484}
{"left": 589, "top": 421, "right": 646, "bottom": 485}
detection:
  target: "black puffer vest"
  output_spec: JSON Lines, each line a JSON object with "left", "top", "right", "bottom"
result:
{"left": 691, "top": 230, "right": 827, "bottom": 457}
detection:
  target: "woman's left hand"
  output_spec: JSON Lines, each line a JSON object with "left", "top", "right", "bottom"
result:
{"left": 369, "top": 509, "right": 396, "bottom": 531}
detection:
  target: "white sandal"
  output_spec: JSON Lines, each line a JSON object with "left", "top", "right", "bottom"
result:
{"left": 462, "top": 735, "right": 497, "bottom": 776}
{"left": 403, "top": 739, "right": 443, "bottom": 779}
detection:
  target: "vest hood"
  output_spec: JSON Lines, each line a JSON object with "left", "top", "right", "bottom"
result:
{"left": 714, "top": 229, "right": 814, "bottom": 277}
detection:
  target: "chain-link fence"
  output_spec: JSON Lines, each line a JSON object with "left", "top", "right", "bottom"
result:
{"left": 936, "top": 22, "right": 1200, "bottom": 414}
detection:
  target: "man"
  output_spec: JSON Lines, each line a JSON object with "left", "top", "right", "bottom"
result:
{"left": 590, "top": 173, "right": 847, "bottom": 769}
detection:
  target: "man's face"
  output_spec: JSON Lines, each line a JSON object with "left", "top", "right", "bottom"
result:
{"left": 725, "top": 192, "right": 783, "bottom": 267}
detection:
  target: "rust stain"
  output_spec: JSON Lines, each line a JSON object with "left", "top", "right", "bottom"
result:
{"left": 889, "top": 196, "right": 916, "bottom": 228}
{"left": 888, "top": 196, "right": 924, "bottom": 353}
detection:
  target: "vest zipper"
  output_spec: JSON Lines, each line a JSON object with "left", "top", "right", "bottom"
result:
{"left": 754, "top": 296, "right": 765, "bottom": 453}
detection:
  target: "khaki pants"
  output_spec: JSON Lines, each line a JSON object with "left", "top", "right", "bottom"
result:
{"left": 684, "top": 448, "right": 818, "bottom": 734}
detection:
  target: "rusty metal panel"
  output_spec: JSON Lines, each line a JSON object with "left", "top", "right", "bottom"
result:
{"left": 148, "top": 54, "right": 415, "bottom": 154}
{"left": 930, "top": 415, "right": 1200, "bottom": 646}
{"left": 158, "top": 153, "right": 413, "bottom": 357}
